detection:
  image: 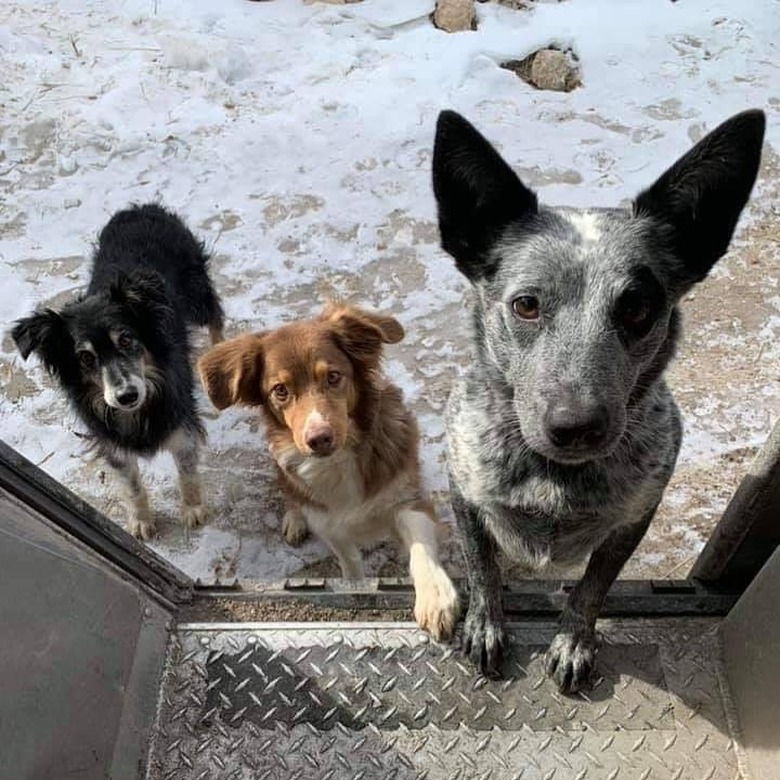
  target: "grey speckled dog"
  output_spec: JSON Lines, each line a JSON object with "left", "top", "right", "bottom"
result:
{"left": 432, "top": 109, "right": 765, "bottom": 691}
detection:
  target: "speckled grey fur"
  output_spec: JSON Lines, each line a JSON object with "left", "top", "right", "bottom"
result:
{"left": 432, "top": 109, "right": 765, "bottom": 691}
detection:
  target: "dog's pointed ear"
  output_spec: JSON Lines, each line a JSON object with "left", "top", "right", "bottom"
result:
{"left": 11, "top": 309, "right": 73, "bottom": 377}
{"left": 324, "top": 303, "right": 404, "bottom": 366}
{"left": 198, "top": 334, "right": 265, "bottom": 410}
{"left": 634, "top": 109, "right": 765, "bottom": 286}
{"left": 432, "top": 110, "right": 538, "bottom": 280}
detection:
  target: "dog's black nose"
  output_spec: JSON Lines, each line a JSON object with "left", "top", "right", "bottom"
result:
{"left": 117, "top": 388, "right": 140, "bottom": 407}
{"left": 545, "top": 404, "right": 609, "bottom": 449}
{"left": 306, "top": 430, "right": 334, "bottom": 456}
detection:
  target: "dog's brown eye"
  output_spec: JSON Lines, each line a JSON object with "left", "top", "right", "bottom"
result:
{"left": 271, "top": 383, "right": 288, "bottom": 402}
{"left": 511, "top": 295, "right": 540, "bottom": 321}
{"left": 617, "top": 291, "right": 653, "bottom": 331}
{"left": 326, "top": 370, "right": 341, "bottom": 386}
{"left": 621, "top": 303, "right": 650, "bottom": 327}
{"left": 118, "top": 332, "right": 133, "bottom": 349}
{"left": 78, "top": 351, "right": 96, "bottom": 369}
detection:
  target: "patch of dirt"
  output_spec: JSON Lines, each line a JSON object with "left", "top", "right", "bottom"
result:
{"left": 0, "top": 211, "right": 28, "bottom": 238}
{"left": 0, "top": 357, "right": 38, "bottom": 401}
{"left": 181, "top": 597, "right": 411, "bottom": 623}
{"left": 376, "top": 209, "right": 438, "bottom": 249}
{"left": 199, "top": 210, "right": 243, "bottom": 233}
{"left": 259, "top": 194, "right": 325, "bottom": 227}
{"left": 15, "top": 255, "right": 83, "bottom": 281}
{"left": 514, "top": 165, "right": 583, "bottom": 187}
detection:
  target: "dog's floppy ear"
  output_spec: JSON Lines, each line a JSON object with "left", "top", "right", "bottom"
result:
{"left": 634, "top": 109, "right": 765, "bottom": 287}
{"left": 198, "top": 334, "right": 265, "bottom": 410}
{"left": 432, "top": 110, "right": 538, "bottom": 281}
{"left": 324, "top": 302, "right": 404, "bottom": 366}
{"left": 110, "top": 269, "right": 174, "bottom": 332}
{"left": 11, "top": 309, "right": 74, "bottom": 379}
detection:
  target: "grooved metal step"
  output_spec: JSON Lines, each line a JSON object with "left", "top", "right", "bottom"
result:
{"left": 147, "top": 619, "right": 744, "bottom": 780}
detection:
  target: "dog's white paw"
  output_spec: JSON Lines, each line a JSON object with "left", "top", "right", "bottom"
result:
{"left": 545, "top": 626, "right": 599, "bottom": 693}
{"left": 128, "top": 518, "right": 156, "bottom": 541}
{"left": 414, "top": 567, "right": 461, "bottom": 642}
{"left": 182, "top": 503, "right": 207, "bottom": 529}
{"left": 282, "top": 509, "right": 309, "bottom": 547}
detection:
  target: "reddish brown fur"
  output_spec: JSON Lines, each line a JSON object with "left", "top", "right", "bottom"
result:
{"left": 198, "top": 302, "right": 460, "bottom": 640}
{"left": 198, "top": 302, "right": 415, "bottom": 500}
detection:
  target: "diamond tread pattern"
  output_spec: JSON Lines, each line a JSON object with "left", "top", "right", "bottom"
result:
{"left": 147, "top": 620, "right": 742, "bottom": 780}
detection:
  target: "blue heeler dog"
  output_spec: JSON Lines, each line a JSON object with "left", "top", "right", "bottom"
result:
{"left": 432, "top": 109, "right": 765, "bottom": 691}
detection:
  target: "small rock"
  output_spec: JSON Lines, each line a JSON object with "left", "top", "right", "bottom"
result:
{"left": 434, "top": 0, "right": 475, "bottom": 32}
{"left": 64, "top": 198, "right": 81, "bottom": 209}
{"left": 531, "top": 49, "right": 578, "bottom": 91}
{"left": 502, "top": 47, "right": 581, "bottom": 92}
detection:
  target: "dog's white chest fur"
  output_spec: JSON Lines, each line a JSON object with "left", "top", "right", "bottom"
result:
{"left": 292, "top": 448, "right": 364, "bottom": 511}
{"left": 282, "top": 445, "right": 407, "bottom": 551}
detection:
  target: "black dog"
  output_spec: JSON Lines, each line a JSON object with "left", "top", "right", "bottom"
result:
{"left": 12, "top": 204, "right": 225, "bottom": 540}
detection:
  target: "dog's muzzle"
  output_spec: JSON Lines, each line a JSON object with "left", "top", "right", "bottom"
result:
{"left": 102, "top": 366, "right": 147, "bottom": 411}
{"left": 544, "top": 403, "right": 609, "bottom": 449}
{"left": 301, "top": 410, "right": 336, "bottom": 457}
{"left": 539, "top": 395, "right": 615, "bottom": 463}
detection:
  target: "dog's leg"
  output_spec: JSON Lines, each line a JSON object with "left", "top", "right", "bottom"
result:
{"left": 395, "top": 507, "right": 460, "bottom": 642}
{"left": 106, "top": 452, "right": 155, "bottom": 541}
{"left": 208, "top": 322, "right": 224, "bottom": 346}
{"left": 451, "top": 480, "right": 506, "bottom": 676}
{"left": 282, "top": 502, "right": 309, "bottom": 547}
{"left": 167, "top": 429, "right": 207, "bottom": 530}
{"left": 206, "top": 295, "right": 225, "bottom": 345}
{"left": 330, "top": 540, "right": 365, "bottom": 580}
{"left": 324, "top": 535, "right": 365, "bottom": 579}
{"left": 297, "top": 507, "right": 364, "bottom": 578}
{"left": 545, "top": 512, "right": 653, "bottom": 693}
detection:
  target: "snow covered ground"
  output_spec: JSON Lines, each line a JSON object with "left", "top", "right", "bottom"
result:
{"left": 1, "top": 0, "right": 778, "bottom": 583}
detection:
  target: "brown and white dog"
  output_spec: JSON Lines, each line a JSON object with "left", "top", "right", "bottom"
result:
{"left": 197, "top": 303, "right": 460, "bottom": 641}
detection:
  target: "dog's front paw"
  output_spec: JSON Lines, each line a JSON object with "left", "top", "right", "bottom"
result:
{"left": 182, "top": 503, "right": 207, "bottom": 529}
{"left": 282, "top": 509, "right": 309, "bottom": 547}
{"left": 461, "top": 599, "right": 506, "bottom": 677}
{"left": 414, "top": 567, "right": 461, "bottom": 643}
{"left": 545, "top": 623, "right": 598, "bottom": 693}
{"left": 128, "top": 518, "right": 156, "bottom": 541}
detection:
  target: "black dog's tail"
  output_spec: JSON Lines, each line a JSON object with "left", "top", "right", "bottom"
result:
{"left": 186, "top": 261, "right": 225, "bottom": 336}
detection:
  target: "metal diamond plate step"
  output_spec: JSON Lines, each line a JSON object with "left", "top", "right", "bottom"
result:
{"left": 146, "top": 619, "right": 745, "bottom": 780}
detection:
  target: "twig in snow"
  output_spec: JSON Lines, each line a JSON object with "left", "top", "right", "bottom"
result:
{"left": 210, "top": 226, "right": 225, "bottom": 253}
{"left": 20, "top": 83, "right": 58, "bottom": 112}
{"left": 662, "top": 555, "right": 694, "bottom": 579}
{"left": 107, "top": 46, "right": 162, "bottom": 52}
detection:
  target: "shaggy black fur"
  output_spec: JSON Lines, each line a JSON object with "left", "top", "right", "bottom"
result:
{"left": 12, "top": 203, "right": 224, "bottom": 456}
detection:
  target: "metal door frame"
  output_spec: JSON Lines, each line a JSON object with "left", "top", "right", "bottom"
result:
{"left": 0, "top": 439, "right": 193, "bottom": 607}
{"left": 2, "top": 417, "right": 777, "bottom": 617}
